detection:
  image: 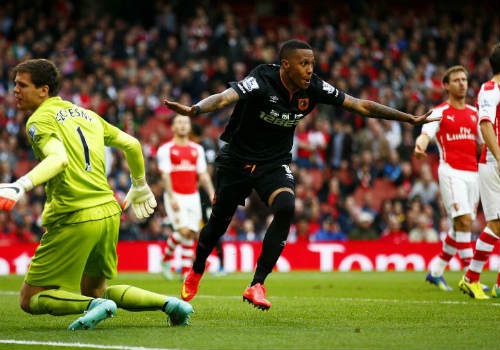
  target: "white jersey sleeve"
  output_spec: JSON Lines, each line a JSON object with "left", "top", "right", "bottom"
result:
{"left": 156, "top": 142, "right": 173, "bottom": 173}
{"left": 477, "top": 83, "right": 500, "bottom": 124}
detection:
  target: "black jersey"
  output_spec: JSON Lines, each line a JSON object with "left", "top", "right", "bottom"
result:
{"left": 221, "top": 64, "right": 345, "bottom": 164}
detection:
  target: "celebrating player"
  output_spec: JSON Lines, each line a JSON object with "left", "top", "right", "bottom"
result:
{"left": 163, "top": 39, "right": 439, "bottom": 310}
{"left": 0, "top": 59, "right": 193, "bottom": 330}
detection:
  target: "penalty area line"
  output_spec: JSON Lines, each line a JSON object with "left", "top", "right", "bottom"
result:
{"left": 0, "top": 340, "right": 178, "bottom": 350}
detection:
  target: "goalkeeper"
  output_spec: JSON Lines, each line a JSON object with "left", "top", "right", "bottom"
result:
{"left": 0, "top": 58, "right": 193, "bottom": 330}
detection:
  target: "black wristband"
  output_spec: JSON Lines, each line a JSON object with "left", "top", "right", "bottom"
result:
{"left": 193, "top": 105, "right": 201, "bottom": 116}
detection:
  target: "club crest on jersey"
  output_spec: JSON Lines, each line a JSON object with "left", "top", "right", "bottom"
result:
{"left": 269, "top": 96, "right": 279, "bottom": 103}
{"left": 298, "top": 98, "right": 309, "bottom": 111}
{"left": 28, "top": 125, "right": 37, "bottom": 141}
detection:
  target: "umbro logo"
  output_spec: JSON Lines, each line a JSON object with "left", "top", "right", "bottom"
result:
{"left": 269, "top": 96, "right": 279, "bottom": 103}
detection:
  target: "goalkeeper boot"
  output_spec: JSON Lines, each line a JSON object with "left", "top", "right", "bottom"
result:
{"left": 458, "top": 276, "right": 489, "bottom": 299}
{"left": 491, "top": 284, "right": 500, "bottom": 298}
{"left": 425, "top": 272, "right": 452, "bottom": 291}
{"left": 161, "top": 259, "right": 174, "bottom": 280}
{"left": 68, "top": 298, "right": 117, "bottom": 330}
{"left": 243, "top": 283, "right": 271, "bottom": 310}
{"left": 164, "top": 297, "right": 194, "bottom": 326}
{"left": 181, "top": 269, "right": 203, "bottom": 301}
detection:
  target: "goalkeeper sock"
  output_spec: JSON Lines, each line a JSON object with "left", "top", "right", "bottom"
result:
{"left": 29, "top": 289, "right": 92, "bottom": 315}
{"left": 104, "top": 285, "right": 167, "bottom": 311}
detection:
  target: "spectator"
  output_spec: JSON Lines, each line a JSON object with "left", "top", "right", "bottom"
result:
{"left": 326, "top": 119, "right": 353, "bottom": 170}
{"left": 408, "top": 214, "right": 439, "bottom": 242}
{"left": 238, "top": 218, "right": 261, "bottom": 241}
{"left": 408, "top": 163, "right": 439, "bottom": 208}
{"left": 380, "top": 215, "right": 409, "bottom": 244}
{"left": 311, "top": 216, "right": 347, "bottom": 241}
{"left": 348, "top": 211, "right": 379, "bottom": 240}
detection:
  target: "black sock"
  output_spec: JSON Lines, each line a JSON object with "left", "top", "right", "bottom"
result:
{"left": 192, "top": 215, "right": 232, "bottom": 274}
{"left": 251, "top": 191, "right": 295, "bottom": 286}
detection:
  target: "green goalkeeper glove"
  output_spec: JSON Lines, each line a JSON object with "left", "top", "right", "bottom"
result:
{"left": 122, "top": 176, "right": 157, "bottom": 219}
{"left": 0, "top": 176, "right": 34, "bottom": 211}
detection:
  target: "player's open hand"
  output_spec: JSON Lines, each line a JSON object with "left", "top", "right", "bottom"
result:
{"left": 163, "top": 98, "right": 198, "bottom": 117}
{"left": 409, "top": 110, "right": 441, "bottom": 125}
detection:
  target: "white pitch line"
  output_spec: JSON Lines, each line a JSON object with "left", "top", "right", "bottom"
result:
{"left": 196, "top": 294, "right": 500, "bottom": 306}
{"left": 0, "top": 340, "right": 177, "bottom": 350}
{"left": 0, "top": 291, "right": 18, "bottom": 295}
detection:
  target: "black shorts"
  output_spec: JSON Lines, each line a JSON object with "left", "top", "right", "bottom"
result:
{"left": 214, "top": 155, "right": 295, "bottom": 207}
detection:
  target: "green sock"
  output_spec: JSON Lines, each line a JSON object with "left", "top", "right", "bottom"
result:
{"left": 104, "top": 285, "right": 168, "bottom": 311}
{"left": 29, "top": 289, "right": 92, "bottom": 315}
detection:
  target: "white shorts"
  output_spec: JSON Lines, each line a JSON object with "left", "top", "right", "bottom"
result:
{"left": 164, "top": 192, "right": 202, "bottom": 232}
{"left": 438, "top": 164, "right": 479, "bottom": 220}
{"left": 479, "top": 163, "right": 500, "bottom": 221}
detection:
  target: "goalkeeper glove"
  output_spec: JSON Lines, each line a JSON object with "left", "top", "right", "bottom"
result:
{"left": 0, "top": 176, "right": 34, "bottom": 211}
{"left": 122, "top": 176, "right": 157, "bottom": 219}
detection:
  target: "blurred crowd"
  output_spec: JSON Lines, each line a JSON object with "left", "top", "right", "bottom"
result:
{"left": 0, "top": 0, "right": 498, "bottom": 246}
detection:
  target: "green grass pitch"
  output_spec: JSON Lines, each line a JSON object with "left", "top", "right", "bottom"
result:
{"left": 0, "top": 271, "right": 499, "bottom": 349}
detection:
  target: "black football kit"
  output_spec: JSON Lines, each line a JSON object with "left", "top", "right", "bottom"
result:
{"left": 192, "top": 63, "right": 346, "bottom": 282}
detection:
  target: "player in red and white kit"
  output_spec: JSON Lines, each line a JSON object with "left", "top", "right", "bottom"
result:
{"left": 157, "top": 114, "right": 215, "bottom": 280}
{"left": 414, "top": 65, "right": 482, "bottom": 291}
{"left": 459, "top": 43, "right": 500, "bottom": 299}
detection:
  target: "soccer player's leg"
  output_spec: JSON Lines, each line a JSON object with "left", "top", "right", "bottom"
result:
{"left": 245, "top": 188, "right": 295, "bottom": 310}
{"left": 460, "top": 227, "right": 499, "bottom": 299}
{"left": 105, "top": 285, "right": 193, "bottom": 326}
{"left": 244, "top": 166, "right": 295, "bottom": 310}
{"left": 182, "top": 171, "right": 246, "bottom": 301}
{"left": 177, "top": 196, "right": 202, "bottom": 280}
{"left": 22, "top": 220, "right": 109, "bottom": 309}
{"left": 163, "top": 195, "right": 183, "bottom": 280}
{"left": 181, "top": 209, "right": 234, "bottom": 301}
{"left": 427, "top": 230, "right": 456, "bottom": 291}
{"left": 162, "top": 231, "right": 182, "bottom": 280}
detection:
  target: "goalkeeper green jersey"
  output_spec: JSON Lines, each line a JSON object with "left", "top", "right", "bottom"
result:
{"left": 26, "top": 97, "right": 121, "bottom": 226}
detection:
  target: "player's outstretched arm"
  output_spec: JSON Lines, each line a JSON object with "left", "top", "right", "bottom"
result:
{"left": 163, "top": 88, "right": 240, "bottom": 117}
{"left": 0, "top": 137, "right": 67, "bottom": 211}
{"left": 342, "top": 94, "right": 439, "bottom": 125}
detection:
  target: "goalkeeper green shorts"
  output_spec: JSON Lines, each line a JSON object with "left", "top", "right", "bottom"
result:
{"left": 25, "top": 201, "right": 122, "bottom": 292}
